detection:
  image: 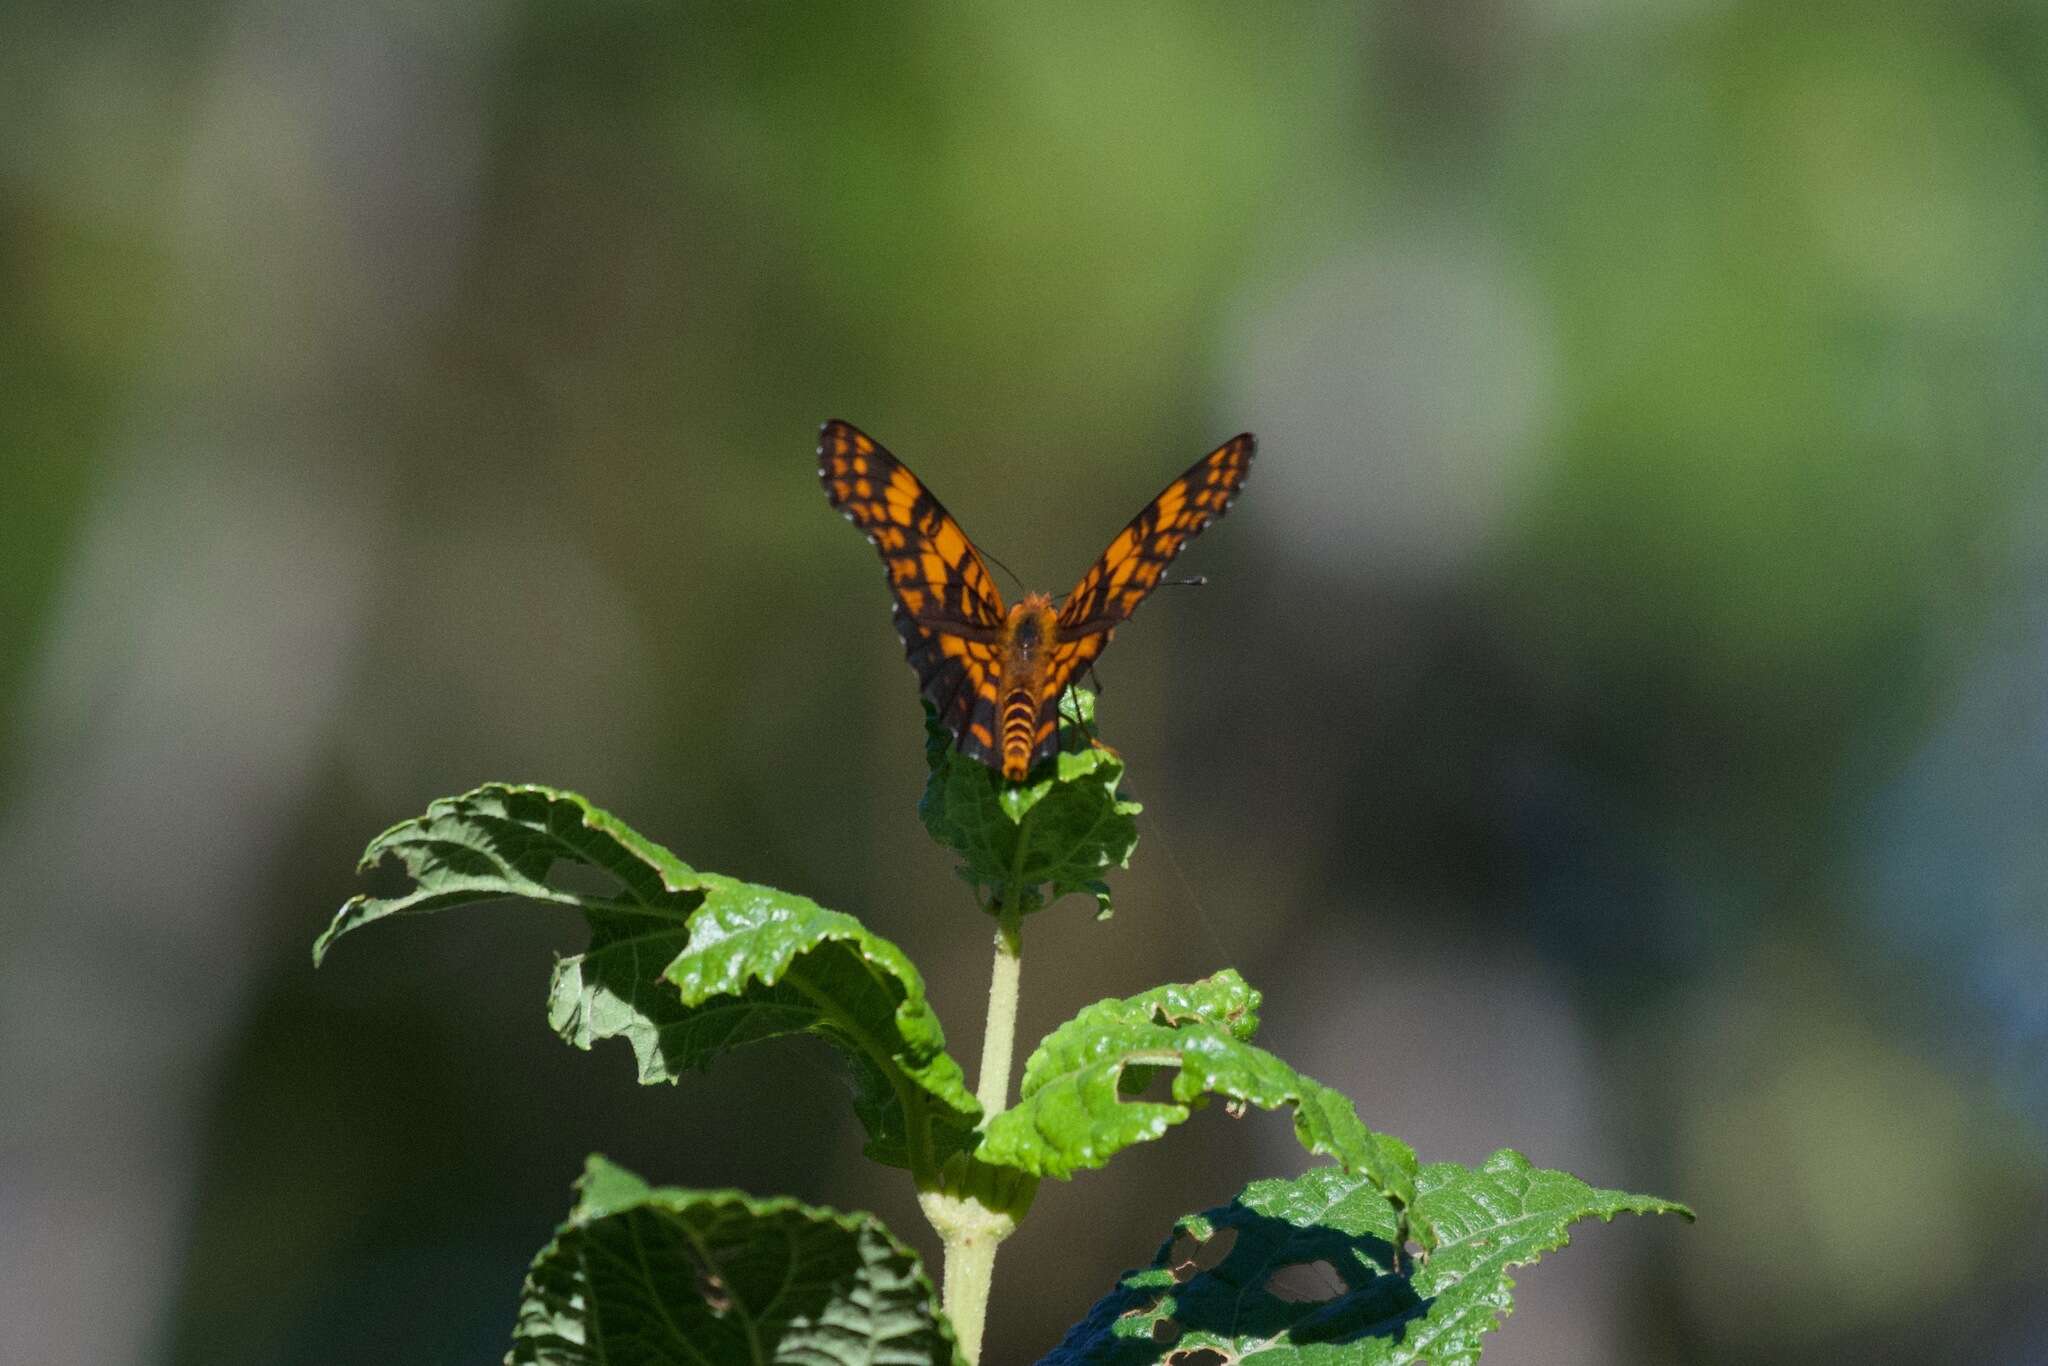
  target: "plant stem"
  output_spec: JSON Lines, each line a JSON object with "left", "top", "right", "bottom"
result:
{"left": 927, "top": 898, "right": 1029, "bottom": 1363}
{"left": 974, "top": 901, "right": 1024, "bottom": 1117}
{"left": 932, "top": 1197, "right": 1007, "bottom": 1364}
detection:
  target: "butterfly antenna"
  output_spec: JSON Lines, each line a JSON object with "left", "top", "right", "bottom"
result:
{"left": 982, "top": 548, "right": 1028, "bottom": 594}
{"left": 1055, "top": 576, "right": 1205, "bottom": 606}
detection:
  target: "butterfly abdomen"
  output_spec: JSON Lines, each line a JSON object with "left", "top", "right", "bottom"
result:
{"left": 999, "top": 689, "right": 1038, "bottom": 779}
{"left": 994, "top": 594, "right": 1062, "bottom": 781}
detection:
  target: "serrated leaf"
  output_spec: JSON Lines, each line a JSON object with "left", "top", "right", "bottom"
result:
{"left": 316, "top": 784, "right": 978, "bottom": 1167}
{"left": 918, "top": 690, "right": 1140, "bottom": 919}
{"left": 1042, "top": 1151, "right": 1692, "bottom": 1364}
{"left": 314, "top": 782, "right": 699, "bottom": 960}
{"left": 509, "top": 1155, "right": 960, "bottom": 1366}
{"left": 976, "top": 972, "right": 1419, "bottom": 1223}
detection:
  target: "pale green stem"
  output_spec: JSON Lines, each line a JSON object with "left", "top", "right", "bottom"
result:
{"left": 974, "top": 903, "right": 1024, "bottom": 1117}
{"left": 932, "top": 898, "right": 1027, "bottom": 1363}
{"left": 935, "top": 1203, "right": 1005, "bottom": 1364}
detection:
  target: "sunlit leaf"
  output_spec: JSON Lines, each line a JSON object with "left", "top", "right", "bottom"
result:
{"left": 976, "top": 972, "right": 1419, "bottom": 1226}
{"left": 316, "top": 783, "right": 978, "bottom": 1167}
{"left": 919, "top": 689, "right": 1140, "bottom": 919}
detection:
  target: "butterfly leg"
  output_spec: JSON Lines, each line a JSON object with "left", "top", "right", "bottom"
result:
{"left": 1065, "top": 678, "right": 1100, "bottom": 750}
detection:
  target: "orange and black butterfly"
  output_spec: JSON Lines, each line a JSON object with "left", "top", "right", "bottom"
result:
{"left": 819, "top": 420, "right": 1255, "bottom": 782}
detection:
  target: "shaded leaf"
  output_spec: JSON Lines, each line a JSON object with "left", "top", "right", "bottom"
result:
{"left": 509, "top": 1155, "right": 959, "bottom": 1366}
{"left": 1043, "top": 1151, "right": 1692, "bottom": 1364}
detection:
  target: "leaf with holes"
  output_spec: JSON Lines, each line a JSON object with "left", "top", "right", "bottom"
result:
{"left": 509, "top": 1154, "right": 960, "bottom": 1365}
{"left": 1042, "top": 1151, "right": 1692, "bottom": 1364}
{"left": 314, "top": 783, "right": 979, "bottom": 1167}
{"left": 919, "top": 689, "right": 1140, "bottom": 919}
{"left": 975, "top": 972, "right": 1419, "bottom": 1228}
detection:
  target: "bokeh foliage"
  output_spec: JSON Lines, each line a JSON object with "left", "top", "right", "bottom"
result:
{"left": 4, "top": 3, "right": 2046, "bottom": 1365}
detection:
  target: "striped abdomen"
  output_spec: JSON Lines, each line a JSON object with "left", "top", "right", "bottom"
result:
{"left": 999, "top": 688, "right": 1039, "bottom": 779}
{"left": 996, "top": 594, "right": 1063, "bottom": 781}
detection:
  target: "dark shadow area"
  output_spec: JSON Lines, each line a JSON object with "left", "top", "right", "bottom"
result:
{"left": 1041, "top": 1199, "right": 1426, "bottom": 1363}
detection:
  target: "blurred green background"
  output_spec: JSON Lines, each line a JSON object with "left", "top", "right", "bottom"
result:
{"left": 4, "top": 2, "right": 2046, "bottom": 1362}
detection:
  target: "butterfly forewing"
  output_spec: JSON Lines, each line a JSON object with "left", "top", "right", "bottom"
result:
{"left": 995, "top": 433, "right": 1252, "bottom": 773}
{"left": 819, "top": 420, "right": 1008, "bottom": 630}
{"left": 1055, "top": 434, "right": 1255, "bottom": 636}
{"left": 819, "top": 420, "right": 1008, "bottom": 763}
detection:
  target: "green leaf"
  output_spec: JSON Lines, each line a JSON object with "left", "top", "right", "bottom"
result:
{"left": 1042, "top": 1151, "right": 1692, "bottom": 1364}
{"left": 509, "top": 1155, "right": 960, "bottom": 1366}
{"left": 313, "top": 783, "right": 699, "bottom": 962}
{"left": 918, "top": 689, "right": 1141, "bottom": 919}
{"left": 316, "top": 784, "right": 979, "bottom": 1168}
{"left": 647, "top": 869, "right": 981, "bottom": 1166}
{"left": 975, "top": 972, "right": 1419, "bottom": 1224}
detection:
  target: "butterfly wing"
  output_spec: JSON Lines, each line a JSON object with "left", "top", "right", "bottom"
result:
{"left": 1055, "top": 433, "right": 1255, "bottom": 638}
{"left": 819, "top": 420, "right": 1009, "bottom": 766}
{"left": 1020, "top": 434, "right": 1256, "bottom": 766}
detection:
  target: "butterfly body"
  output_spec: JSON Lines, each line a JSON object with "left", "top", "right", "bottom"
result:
{"left": 988, "top": 593, "right": 1062, "bottom": 778}
{"left": 821, "top": 420, "right": 1253, "bottom": 782}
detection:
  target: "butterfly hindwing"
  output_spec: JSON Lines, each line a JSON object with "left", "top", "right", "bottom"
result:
{"left": 1015, "top": 637, "right": 1103, "bottom": 773}
{"left": 899, "top": 610, "right": 1004, "bottom": 765}
{"left": 819, "top": 420, "right": 1008, "bottom": 758}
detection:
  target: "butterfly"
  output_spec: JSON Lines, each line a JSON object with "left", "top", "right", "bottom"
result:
{"left": 819, "top": 420, "right": 1255, "bottom": 782}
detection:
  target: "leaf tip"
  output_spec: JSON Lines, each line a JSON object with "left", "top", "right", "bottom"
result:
{"left": 311, "top": 897, "right": 366, "bottom": 966}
